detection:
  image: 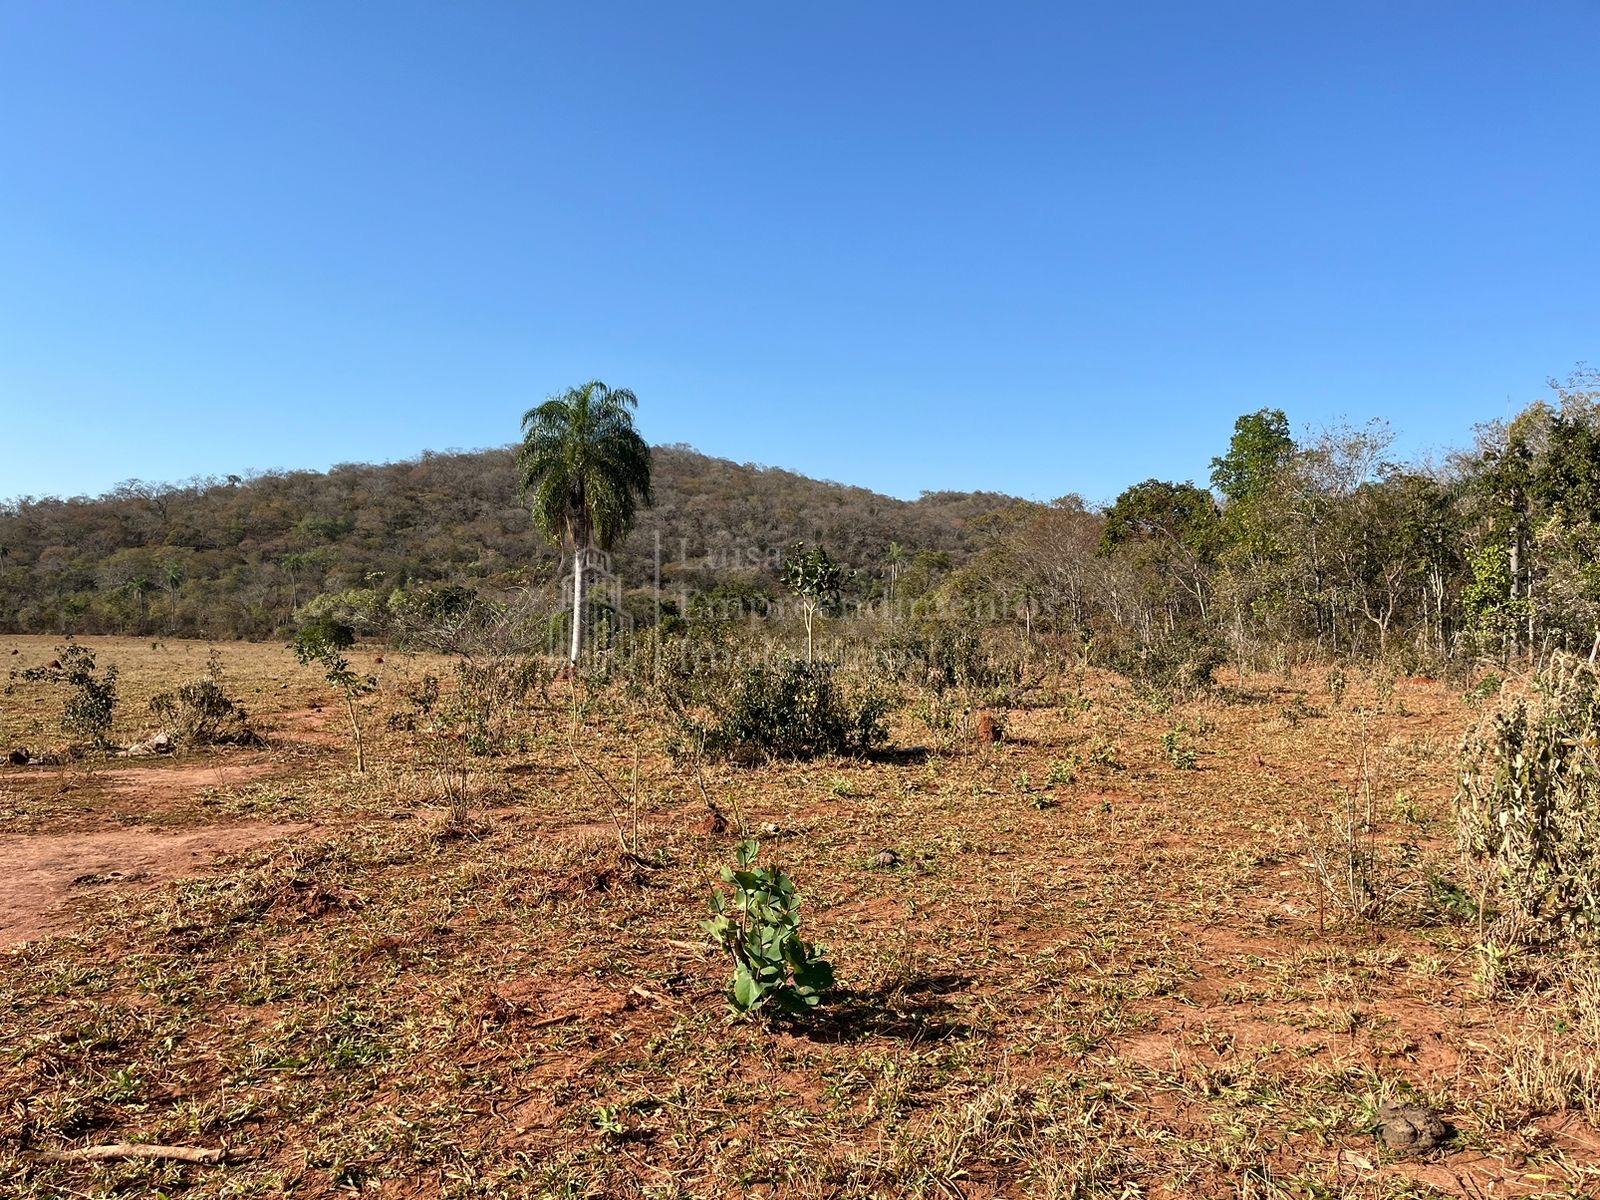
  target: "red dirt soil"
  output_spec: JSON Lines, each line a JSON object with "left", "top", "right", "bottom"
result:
{"left": 0, "top": 822, "right": 310, "bottom": 948}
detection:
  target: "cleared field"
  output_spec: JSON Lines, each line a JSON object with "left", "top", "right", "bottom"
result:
{"left": 1, "top": 636, "right": 1595, "bottom": 1198}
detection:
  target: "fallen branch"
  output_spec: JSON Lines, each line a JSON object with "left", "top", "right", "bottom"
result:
{"left": 41, "top": 1143, "right": 226, "bottom": 1165}
{"left": 525, "top": 1011, "right": 582, "bottom": 1031}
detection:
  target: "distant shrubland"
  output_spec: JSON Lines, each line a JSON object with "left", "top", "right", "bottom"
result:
{"left": 5, "top": 366, "right": 1600, "bottom": 676}
{"left": 0, "top": 444, "right": 1015, "bottom": 640}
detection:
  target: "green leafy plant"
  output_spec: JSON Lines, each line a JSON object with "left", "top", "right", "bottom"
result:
{"left": 292, "top": 618, "right": 376, "bottom": 773}
{"left": 703, "top": 839, "right": 834, "bottom": 1018}
{"left": 1088, "top": 737, "right": 1123, "bottom": 770}
{"left": 1464, "top": 673, "right": 1504, "bottom": 707}
{"left": 1161, "top": 728, "right": 1198, "bottom": 770}
{"left": 386, "top": 672, "right": 440, "bottom": 731}
{"left": 593, "top": 1104, "right": 628, "bottom": 1139}
{"left": 1047, "top": 758, "right": 1078, "bottom": 788}
{"left": 19, "top": 639, "right": 119, "bottom": 747}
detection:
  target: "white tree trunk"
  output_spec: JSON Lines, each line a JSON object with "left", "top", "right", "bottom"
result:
{"left": 569, "top": 548, "right": 585, "bottom": 663}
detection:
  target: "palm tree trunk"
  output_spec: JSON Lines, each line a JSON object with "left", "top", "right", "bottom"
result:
{"left": 570, "top": 548, "right": 585, "bottom": 663}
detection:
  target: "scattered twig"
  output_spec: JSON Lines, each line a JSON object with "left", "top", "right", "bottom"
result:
{"left": 526, "top": 1011, "right": 582, "bottom": 1031}
{"left": 663, "top": 938, "right": 712, "bottom": 955}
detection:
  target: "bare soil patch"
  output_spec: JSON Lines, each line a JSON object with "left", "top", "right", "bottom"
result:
{"left": 89, "top": 759, "right": 278, "bottom": 798}
{"left": 256, "top": 706, "right": 345, "bottom": 747}
{"left": 0, "top": 822, "right": 309, "bottom": 947}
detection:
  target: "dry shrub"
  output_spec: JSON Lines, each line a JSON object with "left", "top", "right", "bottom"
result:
{"left": 1099, "top": 626, "right": 1225, "bottom": 698}
{"left": 667, "top": 660, "right": 889, "bottom": 764}
{"left": 148, "top": 651, "right": 260, "bottom": 747}
{"left": 433, "top": 754, "right": 474, "bottom": 831}
{"left": 445, "top": 654, "right": 548, "bottom": 755}
{"left": 538, "top": 831, "right": 648, "bottom": 897}
{"left": 1456, "top": 654, "right": 1600, "bottom": 947}
{"left": 1303, "top": 739, "right": 1421, "bottom": 927}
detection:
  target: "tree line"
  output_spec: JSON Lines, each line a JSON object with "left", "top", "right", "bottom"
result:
{"left": 3, "top": 366, "right": 1597, "bottom": 674}
{"left": 953, "top": 366, "right": 1600, "bottom": 677}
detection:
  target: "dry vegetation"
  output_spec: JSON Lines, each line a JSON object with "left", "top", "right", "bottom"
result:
{"left": 2, "top": 635, "right": 1598, "bottom": 1198}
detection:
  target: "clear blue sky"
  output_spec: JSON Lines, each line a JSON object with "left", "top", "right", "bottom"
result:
{"left": 2, "top": 2, "right": 1595, "bottom": 506}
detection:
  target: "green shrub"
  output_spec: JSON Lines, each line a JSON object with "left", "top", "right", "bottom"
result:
{"left": 1047, "top": 758, "right": 1078, "bottom": 787}
{"left": 703, "top": 839, "right": 834, "bottom": 1018}
{"left": 1325, "top": 666, "right": 1348, "bottom": 706}
{"left": 1464, "top": 673, "right": 1504, "bottom": 707}
{"left": 1087, "top": 737, "right": 1123, "bottom": 770}
{"left": 1456, "top": 656, "right": 1600, "bottom": 946}
{"left": 690, "top": 660, "right": 889, "bottom": 764}
{"left": 294, "top": 588, "right": 390, "bottom": 635}
{"left": 387, "top": 673, "right": 440, "bottom": 731}
{"left": 1161, "top": 728, "right": 1198, "bottom": 770}
{"left": 19, "top": 639, "right": 119, "bottom": 746}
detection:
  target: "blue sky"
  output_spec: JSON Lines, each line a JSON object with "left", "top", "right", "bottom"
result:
{"left": 2, "top": 2, "right": 1595, "bottom": 506}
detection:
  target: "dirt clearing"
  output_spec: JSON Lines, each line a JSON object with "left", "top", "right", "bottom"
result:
{"left": 0, "top": 822, "right": 310, "bottom": 947}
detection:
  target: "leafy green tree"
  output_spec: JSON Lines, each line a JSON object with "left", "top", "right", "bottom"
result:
{"left": 292, "top": 617, "right": 375, "bottom": 772}
{"left": 783, "top": 542, "right": 846, "bottom": 663}
{"left": 1101, "top": 479, "right": 1221, "bottom": 620}
{"left": 1210, "top": 408, "right": 1294, "bottom": 505}
{"left": 1464, "top": 373, "right": 1600, "bottom": 656}
{"left": 517, "top": 381, "right": 653, "bottom": 662}
{"left": 156, "top": 553, "right": 188, "bottom": 621}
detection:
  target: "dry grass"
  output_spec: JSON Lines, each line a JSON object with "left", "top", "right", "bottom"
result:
{"left": 1, "top": 636, "right": 1598, "bottom": 1197}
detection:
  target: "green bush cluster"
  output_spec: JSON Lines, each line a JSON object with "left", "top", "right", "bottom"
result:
{"left": 693, "top": 660, "right": 889, "bottom": 763}
{"left": 149, "top": 651, "right": 258, "bottom": 746}
{"left": 18, "top": 640, "right": 120, "bottom": 746}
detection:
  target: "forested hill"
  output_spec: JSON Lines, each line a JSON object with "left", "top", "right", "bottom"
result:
{"left": 0, "top": 444, "right": 1028, "bottom": 638}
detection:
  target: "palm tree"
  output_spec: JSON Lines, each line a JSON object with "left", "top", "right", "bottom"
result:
{"left": 517, "top": 381, "right": 653, "bottom": 662}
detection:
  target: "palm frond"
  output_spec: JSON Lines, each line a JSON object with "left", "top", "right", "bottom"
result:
{"left": 516, "top": 381, "right": 653, "bottom": 552}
